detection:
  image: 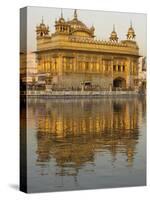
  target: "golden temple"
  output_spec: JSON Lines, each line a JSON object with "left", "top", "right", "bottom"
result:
{"left": 35, "top": 9, "right": 140, "bottom": 91}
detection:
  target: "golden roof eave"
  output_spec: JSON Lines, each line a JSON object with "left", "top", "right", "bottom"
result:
{"left": 34, "top": 45, "right": 140, "bottom": 57}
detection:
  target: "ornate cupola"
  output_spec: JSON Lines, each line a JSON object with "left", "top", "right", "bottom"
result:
{"left": 55, "top": 9, "right": 70, "bottom": 34}
{"left": 109, "top": 25, "right": 118, "bottom": 42}
{"left": 126, "top": 21, "right": 136, "bottom": 40}
{"left": 36, "top": 17, "right": 49, "bottom": 37}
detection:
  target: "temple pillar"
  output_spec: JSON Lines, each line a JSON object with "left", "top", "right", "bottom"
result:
{"left": 82, "top": 61, "right": 85, "bottom": 72}
{"left": 99, "top": 58, "right": 102, "bottom": 73}
{"left": 120, "top": 61, "right": 123, "bottom": 72}
{"left": 102, "top": 60, "right": 105, "bottom": 72}
{"left": 126, "top": 58, "right": 131, "bottom": 88}
{"left": 131, "top": 60, "right": 133, "bottom": 75}
{"left": 110, "top": 60, "right": 113, "bottom": 75}
{"left": 42, "top": 60, "right": 45, "bottom": 73}
{"left": 57, "top": 55, "right": 63, "bottom": 75}
{"left": 73, "top": 57, "right": 76, "bottom": 73}
{"left": 96, "top": 62, "right": 99, "bottom": 72}
{"left": 116, "top": 60, "right": 118, "bottom": 72}
{"left": 90, "top": 62, "right": 93, "bottom": 72}
{"left": 45, "top": 60, "right": 48, "bottom": 72}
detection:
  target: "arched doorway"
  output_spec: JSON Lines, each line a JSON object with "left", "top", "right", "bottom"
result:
{"left": 81, "top": 81, "right": 92, "bottom": 91}
{"left": 113, "top": 77, "right": 126, "bottom": 89}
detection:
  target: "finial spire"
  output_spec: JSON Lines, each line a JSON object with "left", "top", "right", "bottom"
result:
{"left": 74, "top": 9, "right": 77, "bottom": 19}
{"left": 113, "top": 24, "right": 115, "bottom": 32}
{"left": 61, "top": 8, "right": 63, "bottom": 18}
{"left": 130, "top": 20, "right": 132, "bottom": 28}
{"left": 41, "top": 16, "right": 44, "bottom": 24}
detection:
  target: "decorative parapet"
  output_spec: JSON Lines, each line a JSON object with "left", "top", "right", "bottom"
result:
{"left": 35, "top": 31, "right": 139, "bottom": 57}
{"left": 69, "top": 36, "right": 136, "bottom": 48}
{"left": 35, "top": 40, "right": 139, "bottom": 56}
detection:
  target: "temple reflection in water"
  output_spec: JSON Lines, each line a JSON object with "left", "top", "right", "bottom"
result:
{"left": 27, "top": 97, "right": 146, "bottom": 179}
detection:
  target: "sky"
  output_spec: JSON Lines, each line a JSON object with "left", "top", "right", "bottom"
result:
{"left": 22, "top": 6, "right": 147, "bottom": 56}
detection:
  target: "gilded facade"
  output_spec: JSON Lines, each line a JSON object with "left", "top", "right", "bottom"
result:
{"left": 35, "top": 10, "right": 140, "bottom": 91}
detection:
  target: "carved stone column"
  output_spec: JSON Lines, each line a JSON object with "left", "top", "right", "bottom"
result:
{"left": 126, "top": 58, "right": 131, "bottom": 88}
{"left": 96, "top": 62, "right": 99, "bottom": 73}
{"left": 57, "top": 54, "right": 63, "bottom": 76}
{"left": 102, "top": 60, "right": 105, "bottom": 73}
{"left": 110, "top": 60, "right": 113, "bottom": 75}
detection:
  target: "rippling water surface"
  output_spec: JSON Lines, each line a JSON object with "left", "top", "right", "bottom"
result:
{"left": 24, "top": 97, "right": 146, "bottom": 193}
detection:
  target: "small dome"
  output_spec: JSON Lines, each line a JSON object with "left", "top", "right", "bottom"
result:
{"left": 58, "top": 17, "right": 65, "bottom": 23}
{"left": 111, "top": 31, "right": 117, "bottom": 37}
{"left": 90, "top": 25, "right": 95, "bottom": 32}
{"left": 109, "top": 25, "right": 118, "bottom": 42}
{"left": 37, "top": 17, "right": 48, "bottom": 30}
{"left": 128, "top": 27, "right": 134, "bottom": 33}
{"left": 36, "top": 17, "right": 49, "bottom": 37}
{"left": 127, "top": 22, "right": 136, "bottom": 40}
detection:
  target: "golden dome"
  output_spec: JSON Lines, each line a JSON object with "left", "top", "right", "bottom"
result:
{"left": 68, "top": 18, "right": 88, "bottom": 30}
{"left": 67, "top": 10, "right": 88, "bottom": 30}
{"left": 66, "top": 10, "right": 94, "bottom": 37}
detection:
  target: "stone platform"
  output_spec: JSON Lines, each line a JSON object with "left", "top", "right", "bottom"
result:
{"left": 22, "top": 90, "right": 143, "bottom": 98}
